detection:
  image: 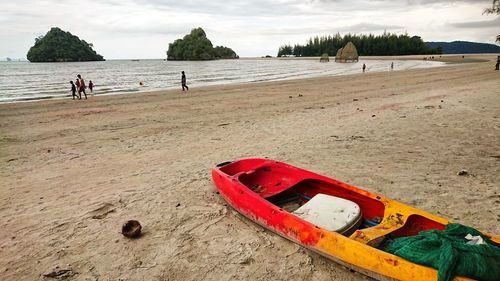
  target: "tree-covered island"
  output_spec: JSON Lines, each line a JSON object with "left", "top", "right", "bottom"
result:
{"left": 167, "top": 28, "right": 238, "bottom": 60}
{"left": 27, "top": 27, "right": 104, "bottom": 62}
{"left": 277, "top": 32, "right": 442, "bottom": 57}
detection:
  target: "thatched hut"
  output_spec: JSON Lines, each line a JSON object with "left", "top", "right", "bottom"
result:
{"left": 334, "top": 42, "right": 359, "bottom": 62}
{"left": 320, "top": 53, "right": 329, "bottom": 62}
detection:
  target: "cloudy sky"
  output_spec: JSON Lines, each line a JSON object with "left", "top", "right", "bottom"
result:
{"left": 0, "top": 0, "right": 498, "bottom": 59}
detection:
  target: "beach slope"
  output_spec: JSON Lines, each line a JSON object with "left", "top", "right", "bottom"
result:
{"left": 1, "top": 56, "right": 499, "bottom": 280}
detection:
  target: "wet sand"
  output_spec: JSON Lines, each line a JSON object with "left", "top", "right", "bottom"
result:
{"left": 1, "top": 55, "right": 499, "bottom": 280}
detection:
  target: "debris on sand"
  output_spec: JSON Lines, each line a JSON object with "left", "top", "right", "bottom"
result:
{"left": 457, "top": 169, "right": 469, "bottom": 176}
{"left": 122, "top": 220, "right": 142, "bottom": 238}
{"left": 43, "top": 268, "right": 77, "bottom": 279}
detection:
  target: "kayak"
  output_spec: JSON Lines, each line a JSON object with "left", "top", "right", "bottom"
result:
{"left": 211, "top": 158, "right": 499, "bottom": 281}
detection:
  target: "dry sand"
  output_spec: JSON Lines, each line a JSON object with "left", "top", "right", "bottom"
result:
{"left": 1, "top": 55, "right": 499, "bottom": 281}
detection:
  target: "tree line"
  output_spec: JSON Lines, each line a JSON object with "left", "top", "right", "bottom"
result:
{"left": 277, "top": 32, "right": 442, "bottom": 57}
{"left": 484, "top": 0, "right": 499, "bottom": 43}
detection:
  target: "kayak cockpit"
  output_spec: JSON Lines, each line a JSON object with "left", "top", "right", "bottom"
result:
{"left": 216, "top": 159, "right": 446, "bottom": 247}
{"left": 265, "top": 178, "right": 445, "bottom": 246}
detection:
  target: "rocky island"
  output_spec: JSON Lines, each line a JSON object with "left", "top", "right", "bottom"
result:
{"left": 27, "top": 27, "right": 104, "bottom": 62}
{"left": 167, "top": 28, "right": 238, "bottom": 61}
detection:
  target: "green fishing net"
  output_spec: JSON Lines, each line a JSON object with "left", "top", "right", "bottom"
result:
{"left": 385, "top": 223, "right": 500, "bottom": 281}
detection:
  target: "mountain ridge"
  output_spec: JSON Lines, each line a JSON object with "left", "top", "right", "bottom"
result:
{"left": 425, "top": 41, "right": 500, "bottom": 54}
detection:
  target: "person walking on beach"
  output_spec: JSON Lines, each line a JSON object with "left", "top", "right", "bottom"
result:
{"left": 495, "top": 56, "right": 499, "bottom": 71}
{"left": 88, "top": 80, "right": 94, "bottom": 93}
{"left": 391, "top": 62, "right": 394, "bottom": 71}
{"left": 77, "top": 74, "right": 87, "bottom": 99}
{"left": 362, "top": 63, "right": 366, "bottom": 73}
{"left": 70, "top": 81, "right": 77, "bottom": 100}
{"left": 181, "top": 71, "right": 189, "bottom": 91}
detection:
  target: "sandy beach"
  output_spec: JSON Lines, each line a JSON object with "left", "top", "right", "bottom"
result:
{"left": 1, "top": 55, "right": 499, "bottom": 280}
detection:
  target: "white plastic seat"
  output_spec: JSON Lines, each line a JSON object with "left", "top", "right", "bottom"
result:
{"left": 292, "top": 193, "right": 363, "bottom": 236}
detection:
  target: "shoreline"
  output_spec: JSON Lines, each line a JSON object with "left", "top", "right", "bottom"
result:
{"left": 245, "top": 53, "right": 496, "bottom": 62}
{"left": 1, "top": 54, "right": 491, "bottom": 105}
{"left": 1, "top": 56, "right": 499, "bottom": 280}
{"left": 0, "top": 54, "right": 492, "bottom": 107}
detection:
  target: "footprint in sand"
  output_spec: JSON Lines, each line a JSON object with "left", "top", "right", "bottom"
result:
{"left": 87, "top": 203, "right": 115, "bottom": 219}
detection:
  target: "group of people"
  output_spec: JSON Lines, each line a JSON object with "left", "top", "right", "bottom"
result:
{"left": 69, "top": 71, "right": 187, "bottom": 100}
{"left": 70, "top": 74, "right": 94, "bottom": 100}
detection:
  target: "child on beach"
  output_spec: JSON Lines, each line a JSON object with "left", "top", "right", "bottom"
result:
{"left": 88, "top": 80, "right": 94, "bottom": 92}
{"left": 75, "top": 79, "right": 80, "bottom": 94}
{"left": 70, "top": 81, "right": 77, "bottom": 100}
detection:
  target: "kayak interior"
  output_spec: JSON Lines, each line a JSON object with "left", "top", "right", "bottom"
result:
{"left": 218, "top": 159, "right": 446, "bottom": 244}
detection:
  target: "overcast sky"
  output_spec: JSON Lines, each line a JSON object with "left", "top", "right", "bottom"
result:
{"left": 0, "top": 0, "right": 498, "bottom": 59}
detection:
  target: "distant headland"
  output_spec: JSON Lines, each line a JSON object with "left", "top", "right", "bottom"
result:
{"left": 425, "top": 41, "right": 500, "bottom": 54}
{"left": 166, "top": 28, "right": 238, "bottom": 61}
{"left": 27, "top": 27, "right": 104, "bottom": 62}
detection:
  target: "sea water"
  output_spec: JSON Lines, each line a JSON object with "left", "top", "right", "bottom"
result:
{"left": 0, "top": 59, "right": 445, "bottom": 103}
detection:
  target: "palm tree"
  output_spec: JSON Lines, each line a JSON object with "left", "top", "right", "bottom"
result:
{"left": 484, "top": 0, "right": 499, "bottom": 14}
{"left": 484, "top": 0, "right": 500, "bottom": 42}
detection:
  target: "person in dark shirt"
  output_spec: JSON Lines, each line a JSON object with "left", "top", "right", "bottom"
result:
{"left": 181, "top": 71, "right": 189, "bottom": 91}
{"left": 496, "top": 56, "right": 499, "bottom": 70}
{"left": 70, "top": 81, "right": 77, "bottom": 100}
